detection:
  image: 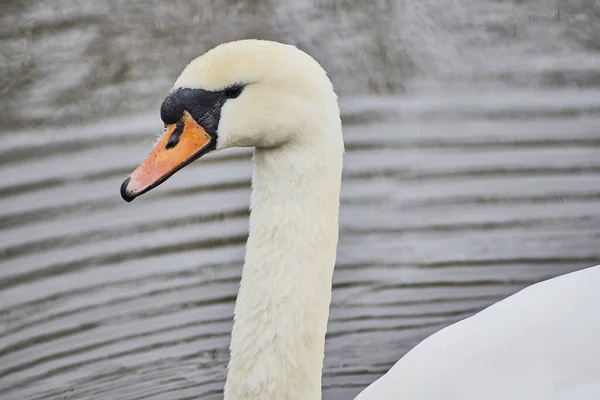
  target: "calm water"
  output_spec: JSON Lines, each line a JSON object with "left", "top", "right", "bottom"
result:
{"left": 1, "top": 1, "right": 600, "bottom": 399}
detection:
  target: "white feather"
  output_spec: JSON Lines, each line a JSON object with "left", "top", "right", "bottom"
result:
{"left": 355, "top": 265, "right": 600, "bottom": 400}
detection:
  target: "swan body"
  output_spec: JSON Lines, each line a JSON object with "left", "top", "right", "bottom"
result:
{"left": 120, "top": 39, "right": 600, "bottom": 400}
{"left": 355, "top": 264, "right": 600, "bottom": 400}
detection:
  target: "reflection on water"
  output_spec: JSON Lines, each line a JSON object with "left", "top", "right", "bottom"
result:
{"left": 1, "top": 1, "right": 600, "bottom": 399}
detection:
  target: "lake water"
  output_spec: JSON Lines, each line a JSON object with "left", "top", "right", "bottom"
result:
{"left": 1, "top": 1, "right": 600, "bottom": 399}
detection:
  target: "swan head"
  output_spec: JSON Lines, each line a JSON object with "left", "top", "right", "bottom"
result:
{"left": 120, "top": 39, "right": 340, "bottom": 202}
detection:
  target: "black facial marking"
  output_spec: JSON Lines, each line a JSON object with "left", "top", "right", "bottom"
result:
{"left": 166, "top": 120, "right": 184, "bottom": 150}
{"left": 160, "top": 85, "right": 244, "bottom": 144}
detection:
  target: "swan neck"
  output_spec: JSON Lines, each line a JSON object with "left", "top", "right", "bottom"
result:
{"left": 224, "top": 134, "right": 343, "bottom": 400}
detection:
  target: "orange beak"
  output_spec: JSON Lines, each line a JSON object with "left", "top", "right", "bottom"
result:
{"left": 120, "top": 111, "right": 213, "bottom": 202}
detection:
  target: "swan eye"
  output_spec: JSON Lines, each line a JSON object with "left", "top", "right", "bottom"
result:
{"left": 224, "top": 85, "right": 243, "bottom": 99}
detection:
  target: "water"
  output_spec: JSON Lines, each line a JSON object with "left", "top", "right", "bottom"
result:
{"left": 1, "top": 1, "right": 600, "bottom": 399}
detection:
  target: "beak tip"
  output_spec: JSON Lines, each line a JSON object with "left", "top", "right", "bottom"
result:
{"left": 120, "top": 177, "right": 136, "bottom": 202}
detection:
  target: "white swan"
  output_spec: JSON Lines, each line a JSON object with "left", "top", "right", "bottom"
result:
{"left": 120, "top": 39, "right": 600, "bottom": 400}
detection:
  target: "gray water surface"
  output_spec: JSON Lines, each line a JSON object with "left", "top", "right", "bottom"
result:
{"left": 1, "top": 1, "right": 600, "bottom": 399}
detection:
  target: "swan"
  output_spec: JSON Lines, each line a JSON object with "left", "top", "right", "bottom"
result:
{"left": 120, "top": 39, "right": 600, "bottom": 400}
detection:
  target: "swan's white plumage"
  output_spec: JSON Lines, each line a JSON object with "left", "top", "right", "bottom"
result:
{"left": 174, "top": 40, "right": 343, "bottom": 400}
{"left": 148, "top": 39, "right": 600, "bottom": 400}
{"left": 356, "top": 264, "right": 600, "bottom": 400}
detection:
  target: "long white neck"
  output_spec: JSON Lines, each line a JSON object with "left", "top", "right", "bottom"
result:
{"left": 224, "top": 120, "right": 344, "bottom": 400}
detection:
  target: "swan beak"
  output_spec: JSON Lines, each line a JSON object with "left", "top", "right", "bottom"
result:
{"left": 120, "top": 111, "right": 213, "bottom": 202}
